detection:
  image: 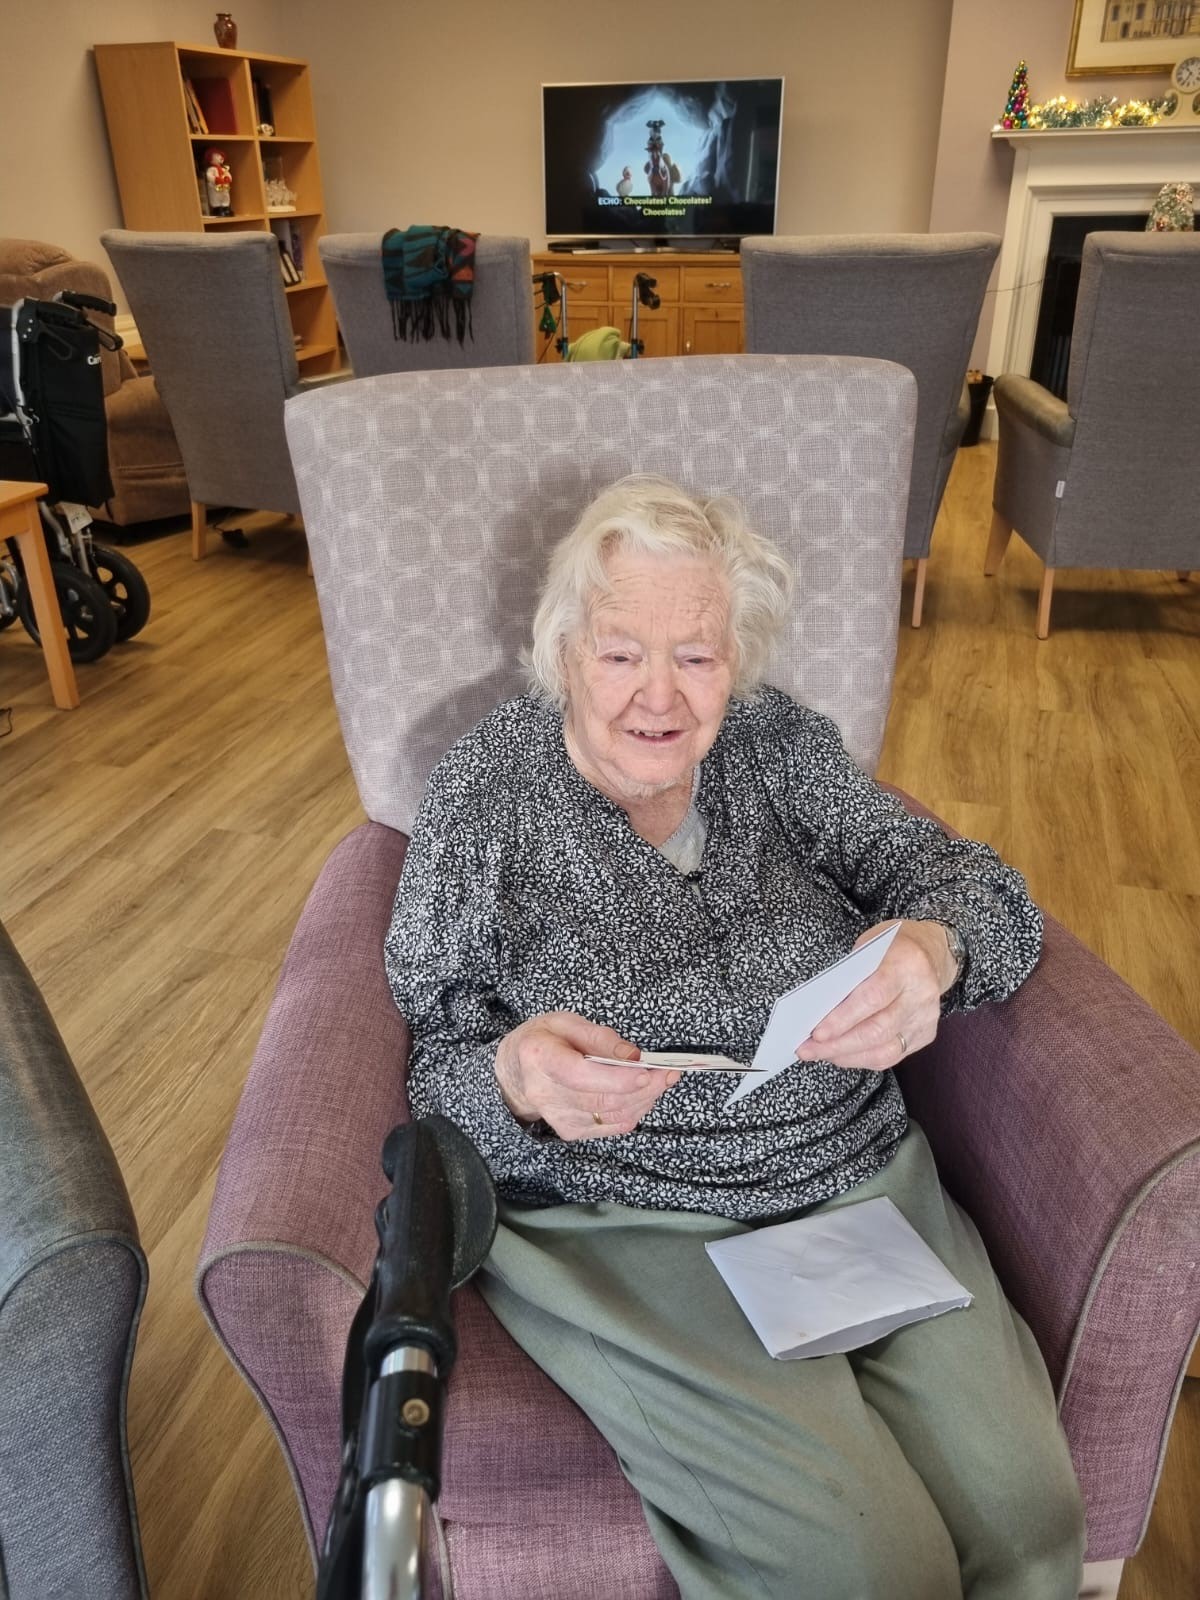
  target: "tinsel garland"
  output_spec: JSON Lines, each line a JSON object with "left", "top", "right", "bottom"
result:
{"left": 1002, "top": 94, "right": 1172, "bottom": 131}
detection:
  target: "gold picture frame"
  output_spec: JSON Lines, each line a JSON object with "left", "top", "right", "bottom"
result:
{"left": 1067, "top": 0, "right": 1197, "bottom": 77}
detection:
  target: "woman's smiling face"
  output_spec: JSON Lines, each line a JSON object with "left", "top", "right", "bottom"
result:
{"left": 563, "top": 548, "right": 735, "bottom": 804}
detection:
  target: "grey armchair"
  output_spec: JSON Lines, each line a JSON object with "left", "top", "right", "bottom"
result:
{"left": 986, "top": 230, "right": 1200, "bottom": 638}
{"left": 318, "top": 233, "right": 535, "bottom": 376}
{"left": 196, "top": 355, "right": 1198, "bottom": 1600}
{"left": 742, "top": 233, "right": 1000, "bottom": 627}
{"left": 102, "top": 230, "right": 326, "bottom": 560}
{"left": 0, "top": 922, "right": 148, "bottom": 1600}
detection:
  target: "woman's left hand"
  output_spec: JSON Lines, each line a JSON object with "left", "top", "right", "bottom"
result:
{"left": 792, "top": 920, "right": 958, "bottom": 1073}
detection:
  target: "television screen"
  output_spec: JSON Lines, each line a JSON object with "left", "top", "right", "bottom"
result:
{"left": 543, "top": 78, "right": 783, "bottom": 240}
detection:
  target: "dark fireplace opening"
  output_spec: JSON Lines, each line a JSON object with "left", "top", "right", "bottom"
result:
{"left": 1030, "top": 213, "right": 1148, "bottom": 399}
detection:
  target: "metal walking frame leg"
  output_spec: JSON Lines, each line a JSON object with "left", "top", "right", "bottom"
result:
{"left": 315, "top": 1116, "right": 496, "bottom": 1600}
{"left": 362, "top": 1347, "right": 437, "bottom": 1600}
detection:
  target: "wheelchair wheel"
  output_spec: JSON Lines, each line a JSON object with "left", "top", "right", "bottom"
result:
{"left": 91, "top": 544, "right": 151, "bottom": 641}
{"left": 18, "top": 561, "right": 118, "bottom": 662}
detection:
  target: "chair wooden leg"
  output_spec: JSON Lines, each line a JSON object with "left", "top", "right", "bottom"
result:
{"left": 910, "top": 558, "right": 928, "bottom": 629}
{"left": 0, "top": 488, "right": 80, "bottom": 709}
{"left": 191, "top": 500, "right": 208, "bottom": 561}
{"left": 1036, "top": 566, "right": 1055, "bottom": 639}
{"left": 984, "top": 510, "right": 1013, "bottom": 576}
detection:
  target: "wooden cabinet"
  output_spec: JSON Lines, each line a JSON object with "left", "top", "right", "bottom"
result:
{"left": 532, "top": 251, "right": 743, "bottom": 361}
{"left": 93, "top": 41, "right": 339, "bottom": 375}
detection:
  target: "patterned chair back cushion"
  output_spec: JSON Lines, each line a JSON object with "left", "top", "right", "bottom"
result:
{"left": 284, "top": 354, "right": 916, "bottom": 834}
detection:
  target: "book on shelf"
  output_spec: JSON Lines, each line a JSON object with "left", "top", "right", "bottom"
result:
{"left": 271, "top": 218, "right": 305, "bottom": 282}
{"left": 252, "top": 76, "right": 275, "bottom": 134}
{"left": 183, "top": 78, "right": 208, "bottom": 135}
{"left": 276, "top": 237, "right": 302, "bottom": 286}
{"left": 192, "top": 77, "right": 237, "bottom": 135}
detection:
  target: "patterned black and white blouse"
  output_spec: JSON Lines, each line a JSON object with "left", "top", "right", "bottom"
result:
{"left": 384, "top": 688, "right": 1042, "bottom": 1222}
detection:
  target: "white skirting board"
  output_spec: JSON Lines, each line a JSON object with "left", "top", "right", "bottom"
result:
{"left": 1080, "top": 1558, "right": 1125, "bottom": 1599}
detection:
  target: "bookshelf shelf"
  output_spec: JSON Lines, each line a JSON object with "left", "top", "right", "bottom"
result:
{"left": 93, "top": 40, "right": 340, "bottom": 375}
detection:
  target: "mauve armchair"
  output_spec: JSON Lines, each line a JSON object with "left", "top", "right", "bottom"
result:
{"left": 0, "top": 921, "right": 148, "bottom": 1600}
{"left": 197, "top": 356, "right": 1198, "bottom": 1600}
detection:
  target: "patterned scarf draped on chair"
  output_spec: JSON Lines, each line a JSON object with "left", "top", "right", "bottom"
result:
{"left": 381, "top": 225, "right": 479, "bottom": 343}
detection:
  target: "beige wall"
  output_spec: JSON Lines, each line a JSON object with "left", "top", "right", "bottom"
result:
{"left": 295, "top": 0, "right": 955, "bottom": 245}
{"left": 930, "top": 0, "right": 1174, "bottom": 367}
{"left": 1, "top": 1, "right": 291, "bottom": 279}
{"left": 2, "top": 0, "right": 956, "bottom": 308}
{"left": 2, "top": 0, "right": 1176, "bottom": 343}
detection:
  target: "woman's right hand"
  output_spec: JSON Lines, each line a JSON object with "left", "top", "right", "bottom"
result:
{"left": 495, "top": 1012, "right": 679, "bottom": 1141}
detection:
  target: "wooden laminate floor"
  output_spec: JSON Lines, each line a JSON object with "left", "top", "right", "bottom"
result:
{"left": 1, "top": 445, "right": 1196, "bottom": 1599}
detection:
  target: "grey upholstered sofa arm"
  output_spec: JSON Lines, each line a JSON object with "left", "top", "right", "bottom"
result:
{"left": 994, "top": 373, "right": 1076, "bottom": 448}
{"left": 0, "top": 924, "right": 148, "bottom": 1600}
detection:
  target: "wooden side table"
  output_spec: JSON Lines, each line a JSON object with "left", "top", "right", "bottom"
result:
{"left": 0, "top": 481, "right": 80, "bottom": 709}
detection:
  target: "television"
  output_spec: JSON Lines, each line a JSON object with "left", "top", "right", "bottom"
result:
{"left": 542, "top": 78, "right": 784, "bottom": 245}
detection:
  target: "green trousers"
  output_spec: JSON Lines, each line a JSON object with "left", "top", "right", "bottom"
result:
{"left": 479, "top": 1123, "right": 1086, "bottom": 1600}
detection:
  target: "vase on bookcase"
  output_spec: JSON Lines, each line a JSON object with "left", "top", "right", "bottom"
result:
{"left": 214, "top": 12, "right": 238, "bottom": 48}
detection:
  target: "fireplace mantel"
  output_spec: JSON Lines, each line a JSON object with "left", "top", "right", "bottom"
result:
{"left": 986, "top": 126, "right": 1200, "bottom": 390}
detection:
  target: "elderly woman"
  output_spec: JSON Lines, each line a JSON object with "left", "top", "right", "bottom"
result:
{"left": 385, "top": 477, "right": 1085, "bottom": 1600}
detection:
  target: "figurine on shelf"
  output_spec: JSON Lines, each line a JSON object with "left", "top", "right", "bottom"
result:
{"left": 203, "top": 147, "right": 233, "bottom": 216}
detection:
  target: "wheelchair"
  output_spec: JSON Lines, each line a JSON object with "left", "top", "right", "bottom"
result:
{"left": 0, "top": 290, "right": 151, "bottom": 662}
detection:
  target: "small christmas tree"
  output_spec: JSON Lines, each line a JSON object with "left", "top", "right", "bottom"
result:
{"left": 1000, "top": 61, "right": 1031, "bottom": 130}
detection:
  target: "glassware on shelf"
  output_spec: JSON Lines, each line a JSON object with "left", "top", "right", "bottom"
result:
{"left": 263, "top": 156, "right": 297, "bottom": 214}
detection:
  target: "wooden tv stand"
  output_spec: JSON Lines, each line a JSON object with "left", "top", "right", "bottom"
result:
{"left": 531, "top": 250, "right": 743, "bottom": 360}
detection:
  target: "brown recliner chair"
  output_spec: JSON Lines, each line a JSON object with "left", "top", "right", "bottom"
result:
{"left": 0, "top": 238, "right": 189, "bottom": 526}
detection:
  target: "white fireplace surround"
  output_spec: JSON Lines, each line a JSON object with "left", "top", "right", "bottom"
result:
{"left": 986, "top": 126, "right": 1200, "bottom": 402}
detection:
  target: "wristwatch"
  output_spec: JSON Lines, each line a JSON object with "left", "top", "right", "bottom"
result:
{"left": 935, "top": 921, "right": 967, "bottom": 988}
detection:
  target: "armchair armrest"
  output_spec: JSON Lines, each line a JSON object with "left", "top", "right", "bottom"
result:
{"left": 0, "top": 923, "right": 148, "bottom": 1598}
{"left": 197, "top": 820, "right": 410, "bottom": 1552}
{"left": 198, "top": 820, "right": 647, "bottom": 1559}
{"left": 899, "top": 917, "right": 1200, "bottom": 1559}
{"left": 993, "top": 373, "right": 1076, "bottom": 449}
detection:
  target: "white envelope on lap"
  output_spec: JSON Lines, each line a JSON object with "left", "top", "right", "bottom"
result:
{"left": 705, "top": 1196, "right": 972, "bottom": 1360}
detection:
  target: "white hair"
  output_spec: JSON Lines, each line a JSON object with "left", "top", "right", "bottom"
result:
{"left": 525, "top": 475, "right": 794, "bottom": 708}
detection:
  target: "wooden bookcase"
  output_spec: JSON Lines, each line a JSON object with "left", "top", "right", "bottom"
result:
{"left": 531, "top": 251, "right": 744, "bottom": 361}
{"left": 93, "top": 41, "right": 339, "bottom": 374}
